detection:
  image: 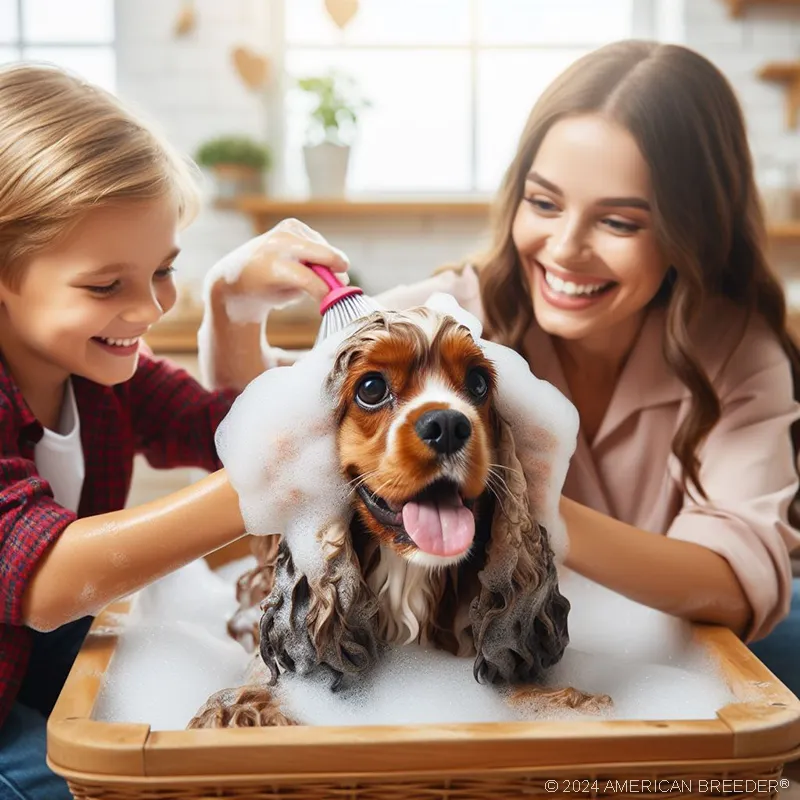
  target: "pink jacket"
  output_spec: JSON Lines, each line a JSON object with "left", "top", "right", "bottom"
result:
{"left": 377, "top": 266, "right": 800, "bottom": 641}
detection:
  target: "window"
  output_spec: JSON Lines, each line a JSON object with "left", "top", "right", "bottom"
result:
{"left": 280, "top": 0, "right": 638, "bottom": 195}
{"left": 0, "top": 0, "right": 115, "bottom": 92}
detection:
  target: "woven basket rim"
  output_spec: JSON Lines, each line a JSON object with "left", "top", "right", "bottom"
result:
{"left": 47, "top": 747, "right": 800, "bottom": 788}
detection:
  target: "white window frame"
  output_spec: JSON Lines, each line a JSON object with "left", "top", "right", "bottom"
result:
{"left": 1, "top": 0, "right": 116, "bottom": 90}
{"left": 265, "top": 0, "right": 678, "bottom": 195}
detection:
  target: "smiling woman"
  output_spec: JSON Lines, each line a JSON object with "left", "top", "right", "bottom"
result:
{"left": 511, "top": 116, "right": 672, "bottom": 444}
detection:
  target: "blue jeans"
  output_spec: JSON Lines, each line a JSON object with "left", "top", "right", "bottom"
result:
{"left": 750, "top": 577, "right": 800, "bottom": 698}
{"left": 0, "top": 617, "right": 92, "bottom": 800}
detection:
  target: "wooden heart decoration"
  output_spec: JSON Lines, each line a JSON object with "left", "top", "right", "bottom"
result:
{"left": 231, "top": 46, "right": 270, "bottom": 92}
{"left": 173, "top": 0, "right": 196, "bottom": 37}
{"left": 325, "top": 0, "right": 359, "bottom": 29}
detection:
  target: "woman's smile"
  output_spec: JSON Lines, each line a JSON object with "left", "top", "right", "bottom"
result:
{"left": 534, "top": 261, "right": 618, "bottom": 311}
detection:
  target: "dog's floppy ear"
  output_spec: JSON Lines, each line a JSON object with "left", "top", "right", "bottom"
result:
{"left": 259, "top": 518, "right": 381, "bottom": 690}
{"left": 213, "top": 325, "right": 381, "bottom": 689}
{"left": 477, "top": 339, "right": 579, "bottom": 563}
{"left": 471, "top": 412, "right": 570, "bottom": 685}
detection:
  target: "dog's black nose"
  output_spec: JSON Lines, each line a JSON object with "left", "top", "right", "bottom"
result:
{"left": 415, "top": 409, "right": 472, "bottom": 455}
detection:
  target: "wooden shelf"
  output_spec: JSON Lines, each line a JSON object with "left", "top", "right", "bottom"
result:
{"left": 218, "top": 195, "right": 492, "bottom": 233}
{"left": 767, "top": 220, "right": 800, "bottom": 242}
{"left": 143, "top": 321, "right": 199, "bottom": 354}
{"left": 758, "top": 62, "right": 800, "bottom": 81}
{"left": 232, "top": 196, "right": 492, "bottom": 216}
{"left": 768, "top": 222, "right": 800, "bottom": 240}
{"left": 724, "top": 0, "right": 800, "bottom": 16}
{"left": 757, "top": 60, "right": 800, "bottom": 129}
{"left": 144, "top": 305, "right": 320, "bottom": 355}
{"left": 222, "top": 196, "right": 800, "bottom": 236}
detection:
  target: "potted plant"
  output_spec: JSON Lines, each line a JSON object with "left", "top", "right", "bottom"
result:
{"left": 195, "top": 135, "right": 272, "bottom": 200}
{"left": 296, "top": 71, "right": 370, "bottom": 197}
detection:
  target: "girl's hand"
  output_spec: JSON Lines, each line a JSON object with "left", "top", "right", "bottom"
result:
{"left": 206, "top": 218, "right": 351, "bottom": 323}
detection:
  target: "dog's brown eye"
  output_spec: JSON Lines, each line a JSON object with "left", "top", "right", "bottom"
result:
{"left": 356, "top": 373, "right": 390, "bottom": 409}
{"left": 466, "top": 368, "right": 489, "bottom": 401}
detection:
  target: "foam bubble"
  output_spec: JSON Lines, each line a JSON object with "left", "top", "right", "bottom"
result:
{"left": 93, "top": 560, "right": 251, "bottom": 730}
{"left": 213, "top": 554, "right": 258, "bottom": 585}
{"left": 274, "top": 638, "right": 732, "bottom": 726}
{"left": 424, "top": 291, "right": 483, "bottom": 339}
{"left": 214, "top": 326, "right": 353, "bottom": 579}
{"left": 94, "top": 558, "right": 735, "bottom": 730}
{"left": 94, "top": 620, "right": 249, "bottom": 730}
{"left": 130, "top": 558, "right": 241, "bottom": 640}
{"left": 478, "top": 338, "right": 578, "bottom": 562}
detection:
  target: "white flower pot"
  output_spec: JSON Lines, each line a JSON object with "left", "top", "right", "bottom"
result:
{"left": 303, "top": 142, "right": 350, "bottom": 197}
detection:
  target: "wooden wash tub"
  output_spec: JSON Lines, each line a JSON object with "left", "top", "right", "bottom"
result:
{"left": 47, "top": 540, "right": 800, "bottom": 800}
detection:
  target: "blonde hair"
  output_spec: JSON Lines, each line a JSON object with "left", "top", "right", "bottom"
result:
{"left": 0, "top": 62, "right": 200, "bottom": 288}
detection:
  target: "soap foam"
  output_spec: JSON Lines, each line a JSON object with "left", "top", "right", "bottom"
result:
{"left": 95, "top": 296, "right": 735, "bottom": 730}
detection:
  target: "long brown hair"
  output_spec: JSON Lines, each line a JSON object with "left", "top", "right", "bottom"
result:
{"left": 478, "top": 39, "right": 800, "bottom": 500}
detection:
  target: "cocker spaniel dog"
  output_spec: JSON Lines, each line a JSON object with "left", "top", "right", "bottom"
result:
{"left": 190, "top": 296, "right": 610, "bottom": 728}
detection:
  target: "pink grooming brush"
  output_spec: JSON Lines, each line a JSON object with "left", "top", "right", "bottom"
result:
{"left": 308, "top": 264, "right": 381, "bottom": 343}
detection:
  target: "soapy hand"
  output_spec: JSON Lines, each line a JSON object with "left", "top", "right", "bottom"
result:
{"left": 205, "top": 218, "right": 351, "bottom": 324}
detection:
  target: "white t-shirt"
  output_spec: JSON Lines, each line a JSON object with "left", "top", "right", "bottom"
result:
{"left": 34, "top": 379, "right": 85, "bottom": 513}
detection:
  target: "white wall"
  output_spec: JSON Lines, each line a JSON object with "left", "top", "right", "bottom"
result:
{"left": 115, "top": 0, "right": 267, "bottom": 303}
{"left": 114, "top": 0, "right": 488, "bottom": 301}
{"left": 114, "top": 0, "right": 800, "bottom": 301}
{"left": 684, "top": 0, "right": 800, "bottom": 166}
{"left": 682, "top": 0, "right": 800, "bottom": 282}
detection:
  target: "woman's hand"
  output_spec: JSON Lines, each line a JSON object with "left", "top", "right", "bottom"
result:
{"left": 206, "top": 218, "right": 351, "bottom": 322}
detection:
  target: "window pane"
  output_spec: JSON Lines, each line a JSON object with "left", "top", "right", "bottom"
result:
{"left": 0, "top": 46, "right": 20, "bottom": 65}
{"left": 286, "top": 0, "right": 470, "bottom": 46}
{"left": 23, "top": 0, "right": 113, "bottom": 43}
{"left": 285, "top": 49, "right": 472, "bottom": 194}
{"left": 477, "top": 49, "right": 586, "bottom": 192}
{"left": 24, "top": 46, "right": 115, "bottom": 91}
{"left": 0, "top": 0, "right": 18, "bottom": 43}
{"left": 478, "top": 0, "right": 633, "bottom": 45}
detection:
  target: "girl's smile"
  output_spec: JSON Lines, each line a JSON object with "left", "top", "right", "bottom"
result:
{"left": 90, "top": 335, "right": 147, "bottom": 357}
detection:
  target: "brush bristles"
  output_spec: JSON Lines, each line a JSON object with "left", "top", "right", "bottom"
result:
{"left": 316, "top": 294, "right": 382, "bottom": 343}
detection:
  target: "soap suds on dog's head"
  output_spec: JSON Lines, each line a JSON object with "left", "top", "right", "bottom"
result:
{"left": 215, "top": 326, "right": 354, "bottom": 579}
{"left": 217, "top": 294, "right": 577, "bottom": 572}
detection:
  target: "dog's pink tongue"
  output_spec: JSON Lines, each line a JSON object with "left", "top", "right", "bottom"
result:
{"left": 401, "top": 495, "right": 474, "bottom": 557}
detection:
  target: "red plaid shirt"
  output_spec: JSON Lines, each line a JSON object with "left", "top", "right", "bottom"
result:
{"left": 0, "top": 350, "right": 237, "bottom": 726}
